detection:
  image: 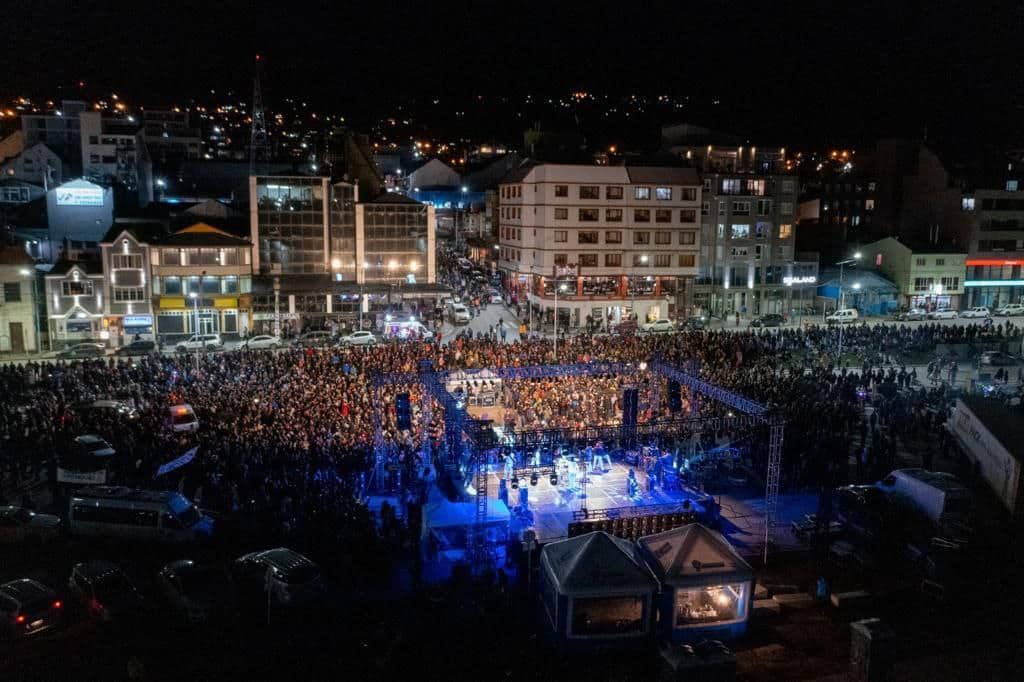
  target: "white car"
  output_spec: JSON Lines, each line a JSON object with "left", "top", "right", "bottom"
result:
{"left": 994, "top": 303, "right": 1024, "bottom": 317}
{"left": 243, "top": 335, "right": 282, "bottom": 350}
{"left": 450, "top": 304, "right": 471, "bottom": 324}
{"left": 175, "top": 334, "right": 223, "bottom": 353}
{"left": 488, "top": 292, "right": 504, "bottom": 305}
{"left": 928, "top": 309, "right": 958, "bottom": 320}
{"left": 960, "top": 306, "right": 990, "bottom": 319}
{"left": 339, "top": 331, "right": 377, "bottom": 346}
{"left": 0, "top": 507, "right": 61, "bottom": 544}
{"left": 826, "top": 308, "right": 860, "bottom": 324}
{"left": 642, "top": 319, "right": 676, "bottom": 334}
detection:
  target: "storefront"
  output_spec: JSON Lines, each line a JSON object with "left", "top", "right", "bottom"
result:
{"left": 156, "top": 296, "right": 249, "bottom": 340}
{"left": 121, "top": 314, "right": 154, "bottom": 342}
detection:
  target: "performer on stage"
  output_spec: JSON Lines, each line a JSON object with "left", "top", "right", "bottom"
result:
{"left": 531, "top": 447, "right": 541, "bottom": 467}
{"left": 504, "top": 451, "right": 516, "bottom": 480}
{"left": 594, "top": 440, "right": 612, "bottom": 472}
{"left": 567, "top": 457, "right": 579, "bottom": 490}
{"left": 626, "top": 469, "right": 640, "bottom": 498}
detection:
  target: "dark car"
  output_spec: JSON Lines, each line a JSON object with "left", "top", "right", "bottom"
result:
{"left": 750, "top": 313, "right": 785, "bottom": 328}
{"left": 232, "top": 548, "right": 325, "bottom": 611}
{"left": 678, "top": 315, "right": 708, "bottom": 331}
{"left": 0, "top": 579, "right": 64, "bottom": 640}
{"left": 56, "top": 343, "right": 107, "bottom": 359}
{"left": 292, "top": 330, "right": 335, "bottom": 347}
{"left": 157, "top": 559, "right": 235, "bottom": 624}
{"left": 979, "top": 351, "right": 1020, "bottom": 367}
{"left": 115, "top": 340, "right": 155, "bottom": 356}
{"left": 68, "top": 561, "right": 143, "bottom": 624}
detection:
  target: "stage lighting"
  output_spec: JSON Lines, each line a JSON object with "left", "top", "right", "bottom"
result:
{"left": 511, "top": 477, "right": 519, "bottom": 489}
{"left": 530, "top": 472, "right": 539, "bottom": 486}
{"left": 549, "top": 472, "right": 558, "bottom": 486}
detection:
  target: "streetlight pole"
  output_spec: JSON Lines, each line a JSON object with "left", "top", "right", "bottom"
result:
{"left": 188, "top": 291, "right": 200, "bottom": 370}
{"left": 835, "top": 252, "right": 861, "bottom": 361}
{"left": 553, "top": 281, "right": 567, "bottom": 360}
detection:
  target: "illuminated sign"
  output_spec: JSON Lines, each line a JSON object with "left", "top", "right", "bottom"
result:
{"left": 964, "top": 280, "right": 1024, "bottom": 287}
{"left": 966, "top": 260, "right": 1022, "bottom": 267}
{"left": 783, "top": 276, "right": 817, "bottom": 285}
{"left": 56, "top": 186, "right": 104, "bottom": 206}
{"left": 123, "top": 315, "right": 153, "bottom": 327}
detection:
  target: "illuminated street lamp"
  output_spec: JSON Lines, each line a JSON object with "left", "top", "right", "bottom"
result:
{"left": 835, "top": 252, "right": 862, "bottom": 360}
{"left": 553, "top": 281, "right": 569, "bottom": 360}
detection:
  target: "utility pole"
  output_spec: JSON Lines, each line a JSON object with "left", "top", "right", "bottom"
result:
{"left": 249, "top": 54, "right": 270, "bottom": 175}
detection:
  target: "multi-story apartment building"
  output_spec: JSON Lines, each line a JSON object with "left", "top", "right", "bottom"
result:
{"left": 497, "top": 164, "right": 701, "bottom": 329}
{"left": 100, "top": 226, "right": 155, "bottom": 343}
{"left": 862, "top": 237, "right": 966, "bottom": 311}
{"left": 79, "top": 111, "right": 151, "bottom": 196}
{"left": 44, "top": 259, "right": 105, "bottom": 347}
{"left": 141, "top": 108, "right": 202, "bottom": 162}
{"left": 150, "top": 223, "right": 254, "bottom": 340}
{"left": 694, "top": 173, "right": 811, "bottom": 316}
{"left": 959, "top": 187, "right": 1024, "bottom": 308}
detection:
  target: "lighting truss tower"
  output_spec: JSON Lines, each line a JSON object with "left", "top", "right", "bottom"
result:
{"left": 249, "top": 54, "right": 270, "bottom": 175}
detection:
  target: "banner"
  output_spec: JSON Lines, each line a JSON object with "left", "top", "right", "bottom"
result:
{"left": 57, "top": 468, "right": 107, "bottom": 485}
{"left": 155, "top": 446, "right": 198, "bottom": 478}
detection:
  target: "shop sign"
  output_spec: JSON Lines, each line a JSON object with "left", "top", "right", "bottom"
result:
{"left": 783, "top": 276, "right": 817, "bottom": 285}
{"left": 123, "top": 315, "right": 153, "bottom": 327}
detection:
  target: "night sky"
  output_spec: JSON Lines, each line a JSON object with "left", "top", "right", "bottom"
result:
{"left": 2, "top": 1, "right": 1020, "bottom": 149}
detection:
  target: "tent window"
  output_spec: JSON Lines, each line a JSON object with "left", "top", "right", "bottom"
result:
{"left": 674, "top": 582, "right": 747, "bottom": 627}
{"left": 570, "top": 596, "right": 645, "bottom": 636}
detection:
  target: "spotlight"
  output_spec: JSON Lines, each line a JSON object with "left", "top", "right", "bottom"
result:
{"left": 530, "top": 472, "right": 539, "bottom": 486}
{"left": 510, "top": 477, "right": 519, "bottom": 489}
{"left": 549, "top": 472, "right": 558, "bottom": 486}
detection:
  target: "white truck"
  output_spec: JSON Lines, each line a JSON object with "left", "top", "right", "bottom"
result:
{"left": 875, "top": 468, "right": 971, "bottom": 526}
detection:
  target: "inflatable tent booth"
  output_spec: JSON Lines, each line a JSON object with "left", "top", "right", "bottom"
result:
{"left": 539, "top": 531, "right": 659, "bottom": 646}
{"left": 638, "top": 524, "right": 754, "bottom": 642}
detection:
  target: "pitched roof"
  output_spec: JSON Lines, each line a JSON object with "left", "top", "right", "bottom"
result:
{"left": 542, "top": 531, "right": 658, "bottom": 596}
{"left": 637, "top": 524, "right": 752, "bottom": 584}
{"left": 48, "top": 258, "right": 103, "bottom": 276}
{"left": 101, "top": 221, "right": 169, "bottom": 244}
{"left": 160, "top": 222, "right": 251, "bottom": 246}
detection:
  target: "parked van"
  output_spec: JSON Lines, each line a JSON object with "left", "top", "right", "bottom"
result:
{"left": 68, "top": 487, "right": 214, "bottom": 542}
{"left": 875, "top": 468, "right": 971, "bottom": 525}
{"left": 825, "top": 308, "right": 859, "bottom": 324}
{"left": 383, "top": 320, "right": 435, "bottom": 341}
{"left": 167, "top": 405, "right": 199, "bottom": 433}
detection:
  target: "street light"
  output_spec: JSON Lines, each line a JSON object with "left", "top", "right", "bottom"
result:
{"left": 630, "top": 255, "right": 649, "bottom": 322}
{"left": 553, "top": 281, "right": 568, "bottom": 361}
{"left": 835, "top": 252, "right": 861, "bottom": 361}
{"left": 188, "top": 291, "right": 200, "bottom": 370}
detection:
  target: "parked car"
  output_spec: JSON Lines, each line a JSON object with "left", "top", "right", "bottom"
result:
{"left": 167, "top": 404, "right": 199, "bottom": 433}
{"left": 960, "top": 306, "right": 990, "bottom": 319}
{"left": 0, "top": 579, "right": 63, "bottom": 640}
{"left": 57, "top": 435, "right": 116, "bottom": 487}
{"left": 449, "top": 303, "right": 471, "bottom": 324}
{"left": 994, "top": 303, "right": 1024, "bottom": 317}
{"left": 292, "top": 330, "right": 334, "bottom": 347}
{"left": 68, "top": 561, "right": 144, "bottom": 624}
{"left": 242, "top": 335, "right": 282, "bottom": 350}
{"left": 0, "top": 506, "right": 61, "bottom": 543}
{"left": 898, "top": 308, "right": 927, "bottom": 321}
{"left": 979, "top": 351, "right": 1020, "bottom": 366}
{"left": 339, "top": 330, "right": 378, "bottom": 346}
{"left": 175, "top": 334, "right": 223, "bottom": 353}
{"left": 115, "top": 340, "right": 155, "bottom": 356}
{"left": 641, "top": 319, "right": 676, "bottom": 334}
{"left": 750, "top": 313, "right": 785, "bottom": 328}
{"left": 488, "top": 291, "right": 504, "bottom": 304}
{"left": 73, "top": 399, "right": 138, "bottom": 422}
{"left": 678, "top": 315, "right": 708, "bottom": 331}
{"left": 232, "top": 548, "right": 325, "bottom": 610}
{"left": 928, "top": 309, "right": 958, "bottom": 320}
{"left": 157, "top": 559, "right": 234, "bottom": 624}
{"left": 56, "top": 343, "right": 107, "bottom": 360}
{"left": 825, "top": 308, "right": 859, "bottom": 324}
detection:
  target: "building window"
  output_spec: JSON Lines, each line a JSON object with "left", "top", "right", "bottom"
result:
{"left": 962, "top": 197, "right": 975, "bottom": 211}
{"left": 680, "top": 188, "right": 697, "bottom": 201}
{"left": 732, "top": 201, "right": 750, "bottom": 215}
{"left": 717, "top": 224, "right": 725, "bottom": 239}
{"left": 721, "top": 179, "right": 742, "bottom": 194}
{"left": 161, "top": 276, "right": 182, "bottom": 295}
{"left": 554, "top": 254, "right": 568, "bottom": 266}
{"left": 578, "top": 231, "right": 599, "bottom": 244}
{"left": 61, "top": 280, "right": 94, "bottom": 296}
{"left": 554, "top": 230, "right": 568, "bottom": 243}
{"left": 654, "top": 254, "right": 672, "bottom": 267}
{"left": 680, "top": 208, "right": 697, "bottom": 223}
{"left": 703, "top": 178, "right": 712, "bottom": 191}
{"left": 655, "top": 187, "right": 672, "bottom": 200}
{"left": 605, "top": 230, "right": 622, "bottom": 244}
{"left": 678, "top": 254, "right": 696, "bottom": 267}
{"left": 782, "top": 179, "right": 797, "bottom": 193}
{"left": 755, "top": 222, "right": 772, "bottom": 238}
{"left": 731, "top": 247, "right": 749, "bottom": 257}
{"left": 757, "top": 199, "right": 772, "bottom": 216}
{"left": 605, "top": 253, "right": 622, "bottom": 267}
{"left": 554, "top": 208, "right": 568, "bottom": 220}
{"left": 655, "top": 209, "right": 672, "bottom": 223}
{"left": 605, "top": 208, "right": 623, "bottom": 222}
{"left": 555, "top": 184, "right": 568, "bottom": 197}
{"left": 730, "top": 224, "right": 750, "bottom": 239}
{"left": 578, "top": 253, "right": 598, "bottom": 267}
{"left": 746, "top": 179, "right": 766, "bottom": 195}
{"left": 935, "top": 258, "right": 945, "bottom": 266}
{"left": 111, "top": 253, "right": 143, "bottom": 269}
{"left": 634, "top": 186, "right": 651, "bottom": 200}
{"left": 2, "top": 282, "right": 21, "bottom": 302}
{"left": 916, "top": 257, "right": 926, "bottom": 266}
{"left": 634, "top": 231, "right": 651, "bottom": 245}
{"left": 655, "top": 231, "right": 672, "bottom": 245}
{"left": 632, "top": 254, "right": 650, "bottom": 267}
{"left": 778, "top": 224, "right": 793, "bottom": 239}
{"left": 701, "top": 201, "right": 710, "bottom": 216}
{"left": 680, "top": 231, "right": 696, "bottom": 245}
{"left": 113, "top": 287, "right": 146, "bottom": 302}
{"left": 606, "top": 186, "right": 623, "bottom": 200}
{"left": 579, "top": 208, "right": 599, "bottom": 222}
{"left": 865, "top": 199, "right": 875, "bottom": 211}
{"left": 634, "top": 209, "right": 651, "bottom": 223}
{"left": 579, "top": 186, "right": 600, "bottom": 200}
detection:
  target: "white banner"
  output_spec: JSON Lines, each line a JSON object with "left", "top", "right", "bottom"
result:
{"left": 57, "top": 468, "right": 107, "bottom": 485}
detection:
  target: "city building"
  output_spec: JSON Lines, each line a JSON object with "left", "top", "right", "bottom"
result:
{"left": 99, "top": 225, "right": 157, "bottom": 343}
{"left": 45, "top": 178, "right": 115, "bottom": 245}
{"left": 959, "top": 186, "right": 1024, "bottom": 309}
{"left": 694, "top": 173, "right": 811, "bottom": 317}
{"left": 20, "top": 100, "right": 88, "bottom": 175}
{"left": 250, "top": 175, "right": 331, "bottom": 276}
{"left": 150, "top": 223, "right": 254, "bottom": 340}
{"left": 861, "top": 237, "right": 966, "bottom": 311}
{"left": 79, "top": 111, "right": 152, "bottom": 203}
{"left": 0, "top": 247, "right": 40, "bottom": 353}
{"left": 497, "top": 163, "right": 701, "bottom": 329}
{"left": 1, "top": 142, "right": 63, "bottom": 187}
{"left": 140, "top": 108, "right": 202, "bottom": 162}
{"left": 44, "top": 258, "right": 105, "bottom": 347}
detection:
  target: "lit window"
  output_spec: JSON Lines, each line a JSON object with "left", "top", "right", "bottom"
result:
{"left": 778, "top": 224, "right": 793, "bottom": 239}
{"left": 634, "top": 186, "right": 651, "bottom": 200}
{"left": 655, "top": 187, "right": 672, "bottom": 200}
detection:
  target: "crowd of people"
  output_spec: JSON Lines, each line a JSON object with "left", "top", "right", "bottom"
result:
{"left": 0, "top": 313, "right": 1021, "bottom": 555}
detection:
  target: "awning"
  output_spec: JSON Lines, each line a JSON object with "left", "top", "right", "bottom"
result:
{"left": 213, "top": 297, "right": 238, "bottom": 309}
{"left": 160, "top": 297, "right": 186, "bottom": 309}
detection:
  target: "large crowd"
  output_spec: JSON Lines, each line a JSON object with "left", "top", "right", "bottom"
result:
{"left": 0, "top": 314, "right": 1021, "bottom": 554}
